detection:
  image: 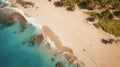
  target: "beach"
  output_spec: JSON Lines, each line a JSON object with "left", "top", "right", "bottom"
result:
{"left": 11, "top": 0, "right": 120, "bottom": 67}
{"left": 0, "top": 1, "right": 81, "bottom": 67}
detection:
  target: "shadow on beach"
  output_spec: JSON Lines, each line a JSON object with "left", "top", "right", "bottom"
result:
{"left": 53, "top": 1, "right": 63, "bottom": 7}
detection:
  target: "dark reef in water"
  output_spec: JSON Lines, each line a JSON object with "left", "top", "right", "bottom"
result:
{"left": 56, "top": 62, "right": 63, "bottom": 67}
{"left": 31, "top": 34, "right": 44, "bottom": 45}
{"left": 0, "top": 8, "right": 27, "bottom": 32}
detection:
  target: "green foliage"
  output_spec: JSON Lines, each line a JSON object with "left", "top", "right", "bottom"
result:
{"left": 91, "top": 10, "right": 119, "bottom": 36}
{"left": 87, "top": 10, "right": 113, "bottom": 20}
{"left": 87, "top": 12, "right": 99, "bottom": 19}
{"left": 111, "top": 0, "right": 120, "bottom": 10}
{"left": 93, "top": 23, "right": 100, "bottom": 28}
{"left": 94, "top": 20, "right": 120, "bottom": 37}
{"left": 60, "top": 0, "right": 120, "bottom": 10}
{"left": 59, "top": 0, "right": 120, "bottom": 36}
{"left": 101, "top": 9, "right": 113, "bottom": 20}
{"left": 61, "top": 0, "right": 76, "bottom": 11}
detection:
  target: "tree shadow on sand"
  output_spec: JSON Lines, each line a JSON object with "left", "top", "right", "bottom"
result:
{"left": 53, "top": 1, "right": 63, "bottom": 7}
{"left": 77, "top": 2, "right": 93, "bottom": 10}
{"left": 86, "top": 17, "right": 95, "bottom": 22}
{"left": 77, "top": 2, "right": 88, "bottom": 9}
{"left": 101, "top": 39, "right": 114, "bottom": 44}
{"left": 48, "top": 0, "right": 51, "bottom": 2}
{"left": 66, "top": 7, "right": 75, "bottom": 11}
{"left": 113, "top": 11, "right": 120, "bottom": 18}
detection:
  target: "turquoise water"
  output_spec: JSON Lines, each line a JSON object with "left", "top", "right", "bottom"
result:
{"left": 0, "top": 0, "right": 3, "bottom": 4}
{"left": 0, "top": 21, "right": 54, "bottom": 67}
{"left": 0, "top": 20, "right": 76, "bottom": 67}
{"left": 0, "top": 0, "right": 79, "bottom": 66}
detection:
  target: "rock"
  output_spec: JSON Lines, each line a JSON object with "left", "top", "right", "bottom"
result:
{"left": 56, "top": 62, "right": 62, "bottom": 67}
{"left": 83, "top": 49, "right": 86, "bottom": 51}
{"left": 51, "top": 57, "right": 54, "bottom": 62}
{"left": 64, "top": 53, "right": 74, "bottom": 64}
{"left": 16, "top": 0, "right": 34, "bottom": 8}
{"left": 44, "top": 42, "right": 51, "bottom": 49}
{"left": 76, "top": 63, "right": 81, "bottom": 67}
{"left": 31, "top": 34, "right": 44, "bottom": 45}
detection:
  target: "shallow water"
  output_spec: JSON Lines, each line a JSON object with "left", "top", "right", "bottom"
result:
{"left": 0, "top": 0, "right": 79, "bottom": 67}
{"left": 0, "top": 21, "right": 55, "bottom": 67}
{"left": 0, "top": 20, "right": 77, "bottom": 67}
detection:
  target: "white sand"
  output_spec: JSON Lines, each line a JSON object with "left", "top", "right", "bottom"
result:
{"left": 13, "top": 0, "right": 120, "bottom": 67}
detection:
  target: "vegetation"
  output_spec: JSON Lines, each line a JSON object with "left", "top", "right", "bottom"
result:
{"left": 61, "top": 0, "right": 76, "bottom": 11}
{"left": 94, "top": 20, "right": 120, "bottom": 36}
{"left": 58, "top": 0, "right": 120, "bottom": 10}
{"left": 56, "top": 0, "right": 120, "bottom": 36}
{"left": 88, "top": 9, "right": 120, "bottom": 36}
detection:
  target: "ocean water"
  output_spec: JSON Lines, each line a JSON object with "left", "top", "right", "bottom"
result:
{"left": 0, "top": 0, "right": 80, "bottom": 67}
{"left": 0, "top": 20, "right": 76, "bottom": 67}
{"left": 0, "top": 21, "right": 54, "bottom": 67}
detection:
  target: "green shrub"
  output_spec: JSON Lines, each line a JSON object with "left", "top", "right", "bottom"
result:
{"left": 59, "top": 0, "right": 120, "bottom": 37}
{"left": 93, "top": 23, "right": 100, "bottom": 28}
{"left": 94, "top": 20, "right": 120, "bottom": 37}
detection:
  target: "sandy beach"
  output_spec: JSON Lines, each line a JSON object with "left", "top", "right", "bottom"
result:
{"left": 11, "top": 0, "right": 120, "bottom": 67}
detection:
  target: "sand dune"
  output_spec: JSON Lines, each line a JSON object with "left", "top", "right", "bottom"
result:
{"left": 11, "top": 0, "right": 120, "bottom": 67}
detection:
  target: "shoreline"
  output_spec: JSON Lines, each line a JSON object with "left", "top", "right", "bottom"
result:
{"left": 0, "top": 1, "right": 85, "bottom": 66}
{"left": 10, "top": 0, "right": 120, "bottom": 67}
{"left": 42, "top": 25, "right": 85, "bottom": 66}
